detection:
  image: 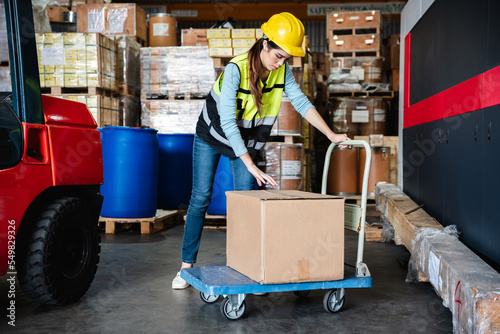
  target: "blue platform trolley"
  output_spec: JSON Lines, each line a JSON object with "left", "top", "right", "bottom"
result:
{"left": 181, "top": 140, "right": 373, "bottom": 320}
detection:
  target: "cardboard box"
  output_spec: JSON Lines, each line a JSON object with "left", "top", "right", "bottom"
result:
{"left": 181, "top": 28, "right": 208, "bottom": 46}
{"left": 77, "top": 3, "right": 147, "bottom": 41}
{"left": 329, "top": 34, "right": 380, "bottom": 52}
{"left": 232, "top": 38, "right": 255, "bottom": 48}
{"left": 207, "top": 29, "right": 231, "bottom": 39}
{"left": 209, "top": 47, "right": 232, "bottom": 57}
{"left": 328, "top": 10, "right": 381, "bottom": 30}
{"left": 226, "top": 190, "right": 345, "bottom": 284}
{"left": 231, "top": 28, "right": 255, "bottom": 38}
{"left": 208, "top": 38, "right": 232, "bottom": 48}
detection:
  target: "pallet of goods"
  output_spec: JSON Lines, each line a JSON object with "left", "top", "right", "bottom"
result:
{"left": 326, "top": 10, "right": 382, "bottom": 57}
{"left": 36, "top": 33, "right": 117, "bottom": 91}
{"left": 140, "top": 46, "right": 216, "bottom": 134}
{"left": 54, "top": 94, "right": 121, "bottom": 128}
{"left": 77, "top": 3, "right": 147, "bottom": 46}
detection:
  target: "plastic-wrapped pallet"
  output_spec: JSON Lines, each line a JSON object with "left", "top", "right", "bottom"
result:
{"left": 120, "top": 94, "right": 141, "bottom": 127}
{"left": 0, "top": 67, "right": 10, "bottom": 92}
{"left": 115, "top": 36, "right": 141, "bottom": 97}
{"left": 375, "top": 182, "right": 408, "bottom": 219}
{"left": 141, "top": 99, "right": 205, "bottom": 134}
{"left": 0, "top": 3, "right": 8, "bottom": 62}
{"left": 408, "top": 226, "right": 500, "bottom": 333}
{"left": 140, "top": 46, "right": 215, "bottom": 100}
{"left": 36, "top": 33, "right": 117, "bottom": 90}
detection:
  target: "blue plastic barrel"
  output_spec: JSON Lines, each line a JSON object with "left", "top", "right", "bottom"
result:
{"left": 157, "top": 134, "right": 194, "bottom": 210}
{"left": 207, "top": 156, "right": 234, "bottom": 215}
{"left": 100, "top": 126, "right": 159, "bottom": 218}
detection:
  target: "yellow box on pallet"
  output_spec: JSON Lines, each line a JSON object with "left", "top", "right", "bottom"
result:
{"left": 209, "top": 47, "right": 233, "bottom": 57}
{"left": 207, "top": 29, "right": 231, "bottom": 38}
{"left": 231, "top": 29, "right": 255, "bottom": 38}
{"left": 208, "top": 38, "right": 232, "bottom": 48}
{"left": 233, "top": 47, "right": 251, "bottom": 56}
{"left": 232, "top": 38, "right": 255, "bottom": 48}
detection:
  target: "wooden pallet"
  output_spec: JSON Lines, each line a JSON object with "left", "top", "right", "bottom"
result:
{"left": 330, "top": 27, "right": 381, "bottom": 35}
{"left": 100, "top": 210, "right": 183, "bottom": 234}
{"left": 41, "top": 86, "right": 116, "bottom": 96}
{"left": 327, "top": 90, "right": 395, "bottom": 99}
{"left": 365, "top": 223, "right": 383, "bottom": 242}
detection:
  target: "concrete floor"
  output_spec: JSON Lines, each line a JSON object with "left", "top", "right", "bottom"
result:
{"left": 0, "top": 222, "right": 453, "bottom": 333}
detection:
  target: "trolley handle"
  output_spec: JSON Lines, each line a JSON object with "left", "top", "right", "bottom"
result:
{"left": 321, "top": 140, "right": 372, "bottom": 278}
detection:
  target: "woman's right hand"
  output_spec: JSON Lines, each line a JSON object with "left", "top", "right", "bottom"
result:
{"left": 247, "top": 164, "right": 278, "bottom": 187}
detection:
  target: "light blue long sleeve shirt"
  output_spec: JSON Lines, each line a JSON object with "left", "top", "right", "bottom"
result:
{"left": 219, "top": 62, "right": 314, "bottom": 157}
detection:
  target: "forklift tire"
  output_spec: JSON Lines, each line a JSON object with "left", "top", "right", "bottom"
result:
{"left": 17, "top": 197, "right": 101, "bottom": 305}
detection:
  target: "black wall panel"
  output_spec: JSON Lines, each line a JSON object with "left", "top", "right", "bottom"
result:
{"left": 409, "top": 0, "right": 489, "bottom": 105}
{"left": 481, "top": 106, "right": 500, "bottom": 264}
{"left": 488, "top": 0, "right": 500, "bottom": 69}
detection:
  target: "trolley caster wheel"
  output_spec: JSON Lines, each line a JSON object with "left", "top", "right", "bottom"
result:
{"left": 200, "top": 292, "right": 220, "bottom": 304}
{"left": 323, "top": 288, "right": 345, "bottom": 313}
{"left": 220, "top": 297, "right": 246, "bottom": 320}
{"left": 293, "top": 290, "right": 310, "bottom": 298}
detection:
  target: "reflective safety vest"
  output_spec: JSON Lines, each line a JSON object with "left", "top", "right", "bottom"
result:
{"left": 196, "top": 53, "right": 286, "bottom": 159}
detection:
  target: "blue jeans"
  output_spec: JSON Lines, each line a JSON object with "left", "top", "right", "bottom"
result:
{"left": 181, "top": 134, "right": 256, "bottom": 264}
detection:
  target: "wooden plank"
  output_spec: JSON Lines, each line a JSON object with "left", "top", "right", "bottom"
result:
{"left": 387, "top": 197, "right": 443, "bottom": 253}
{"left": 365, "top": 223, "right": 383, "bottom": 242}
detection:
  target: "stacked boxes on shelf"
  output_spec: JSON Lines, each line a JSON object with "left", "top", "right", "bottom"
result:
{"left": 181, "top": 28, "right": 208, "bottom": 47}
{"left": 77, "top": 3, "right": 147, "bottom": 46}
{"left": 54, "top": 94, "right": 121, "bottom": 127}
{"left": 36, "top": 33, "right": 117, "bottom": 90}
{"left": 115, "top": 36, "right": 142, "bottom": 127}
{"left": 140, "top": 46, "right": 216, "bottom": 134}
{"left": 35, "top": 32, "right": 120, "bottom": 127}
{"left": 327, "top": 10, "right": 382, "bottom": 56}
{"left": 207, "top": 28, "right": 262, "bottom": 57}
{"left": 325, "top": 10, "right": 390, "bottom": 138}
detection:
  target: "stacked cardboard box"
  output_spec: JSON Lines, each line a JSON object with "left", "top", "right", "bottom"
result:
{"left": 36, "top": 33, "right": 117, "bottom": 91}
{"left": 326, "top": 10, "right": 382, "bottom": 55}
{"left": 207, "top": 28, "right": 262, "bottom": 57}
{"left": 181, "top": 28, "right": 208, "bottom": 47}
{"left": 54, "top": 94, "right": 121, "bottom": 127}
{"left": 77, "top": 3, "right": 147, "bottom": 44}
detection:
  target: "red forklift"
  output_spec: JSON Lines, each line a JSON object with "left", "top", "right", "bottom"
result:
{"left": 0, "top": 0, "right": 104, "bottom": 305}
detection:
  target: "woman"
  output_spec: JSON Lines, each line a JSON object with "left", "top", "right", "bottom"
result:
{"left": 172, "top": 12, "right": 349, "bottom": 289}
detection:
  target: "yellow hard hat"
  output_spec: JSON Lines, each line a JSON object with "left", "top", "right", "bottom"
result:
{"left": 261, "top": 12, "right": 305, "bottom": 57}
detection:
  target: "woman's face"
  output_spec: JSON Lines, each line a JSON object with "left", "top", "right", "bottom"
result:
{"left": 261, "top": 40, "right": 293, "bottom": 71}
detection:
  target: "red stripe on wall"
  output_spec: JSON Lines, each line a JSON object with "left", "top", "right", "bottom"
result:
{"left": 404, "top": 65, "right": 500, "bottom": 128}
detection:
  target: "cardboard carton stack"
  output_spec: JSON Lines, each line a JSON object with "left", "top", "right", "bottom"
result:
{"left": 35, "top": 32, "right": 120, "bottom": 127}
{"left": 207, "top": 28, "right": 262, "bottom": 57}
{"left": 77, "top": 3, "right": 147, "bottom": 45}
{"left": 140, "top": 46, "right": 216, "bottom": 133}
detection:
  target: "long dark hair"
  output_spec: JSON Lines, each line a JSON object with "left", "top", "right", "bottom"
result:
{"left": 247, "top": 38, "right": 280, "bottom": 115}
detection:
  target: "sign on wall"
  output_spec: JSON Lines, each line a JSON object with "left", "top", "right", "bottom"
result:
{"left": 307, "top": 2, "right": 407, "bottom": 15}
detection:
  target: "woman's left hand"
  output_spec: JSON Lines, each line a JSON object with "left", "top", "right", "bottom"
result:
{"left": 328, "top": 133, "right": 350, "bottom": 144}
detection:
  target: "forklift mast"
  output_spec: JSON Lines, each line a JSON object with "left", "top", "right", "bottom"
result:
{"left": 4, "top": 0, "right": 43, "bottom": 124}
